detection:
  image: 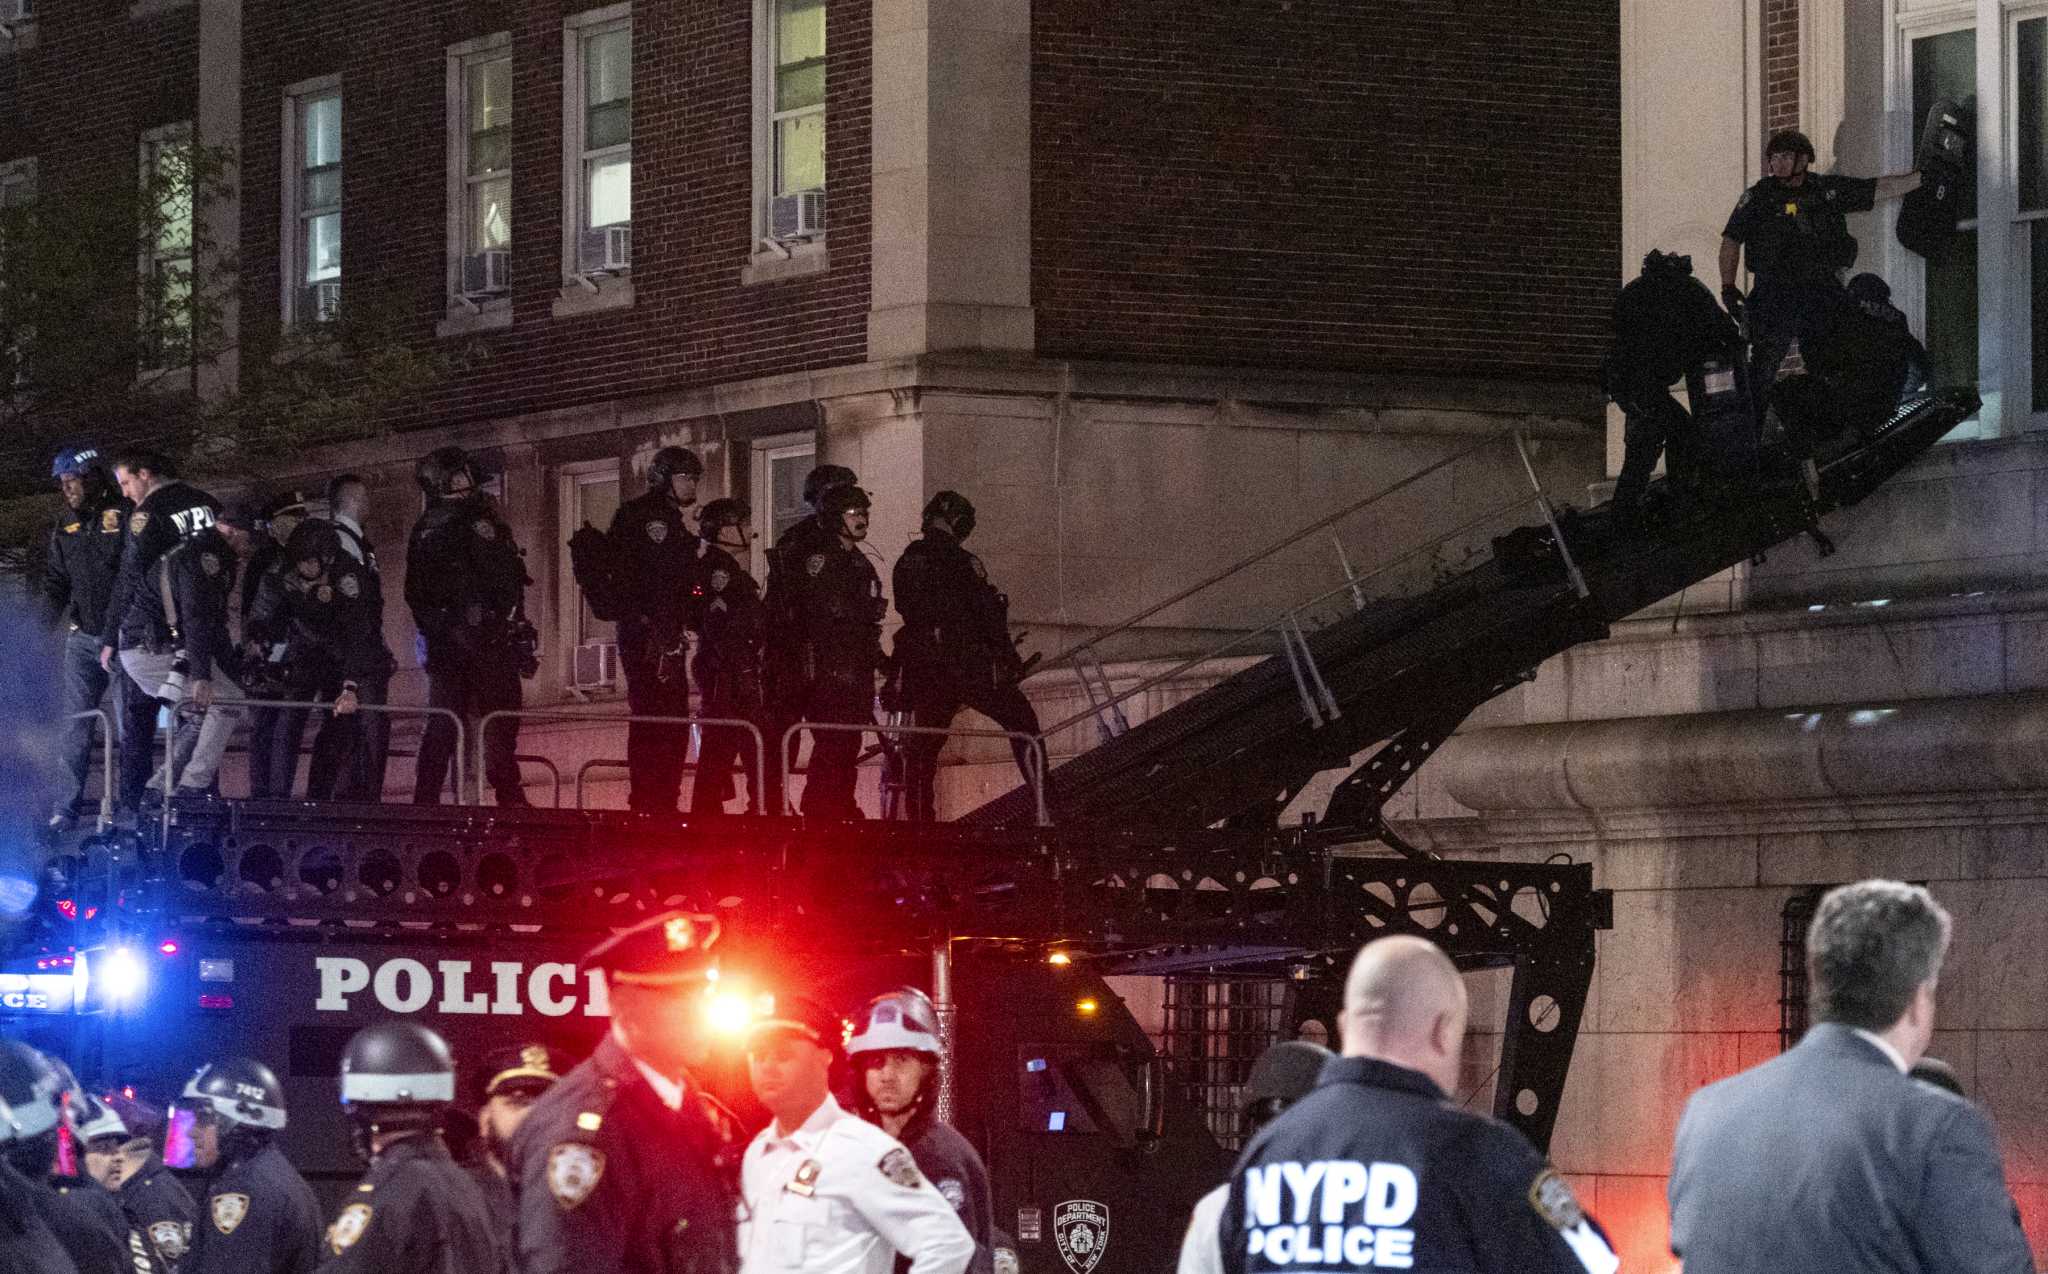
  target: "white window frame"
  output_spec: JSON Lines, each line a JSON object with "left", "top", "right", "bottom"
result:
{"left": 2008, "top": 5, "right": 2048, "bottom": 428}
{"left": 0, "top": 156, "right": 37, "bottom": 210}
{"left": 558, "top": 461, "right": 623, "bottom": 694}
{"left": 280, "top": 76, "right": 343, "bottom": 327}
{"left": 560, "top": 6, "right": 633, "bottom": 294}
{"left": 138, "top": 122, "right": 195, "bottom": 372}
{"left": 746, "top": 0, "right": 829, "bottom": 283}
{"left": 442, "top": 33, "right": 515, "bottom": 336}
{"left": 749, "top": 432, "right": 815, "bottom": 580}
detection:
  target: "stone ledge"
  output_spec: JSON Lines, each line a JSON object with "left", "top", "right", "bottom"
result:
{"left": 741, "top": 240, "right": 828, "bottom": 286}
{"left": 552, "top": 275, "right": 634, "bottom": 320}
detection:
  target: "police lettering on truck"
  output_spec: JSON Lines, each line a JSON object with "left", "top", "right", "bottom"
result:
{"left": 314, "top": 958, "right": 612, "bottom": 1017}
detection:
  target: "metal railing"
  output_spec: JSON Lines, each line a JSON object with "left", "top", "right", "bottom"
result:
{"left": 781, "top": 721, "right": 1050, "bottom": 827}
{"left": 479, "top": 710, "right": 767, "bottom": 815}
{"left": 66, "top": 709, "right": 114, "bottom": 830}
{"left": 515, "top": 755, "right": 563, "bottom": 809}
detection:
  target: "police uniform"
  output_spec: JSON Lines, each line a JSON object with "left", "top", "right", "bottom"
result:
{"left": 1770, "top": 283, "right": 1932, "bottom": 457}
{"left": 1218, "top": 1057, "right": 1617, "bottom": 1274}
{"left": 0, "top": 1160, "right": 78, "bottom": 1274}
{"left": 1603, "top": 257, "right": 1744, "bottom": 518}
{"left": 405, "top": 493, "right": 530, "bottom": 806}
{"left": 111, "top": 1152, "right": 196, "bottom": 1273}
{"left": 241, "top": 536, "right": 303, "bottom": 799}
{"left": 278, "top": 527, "right": 397, "bottom": 802}
{"left": 41, "top": 1174, "right": 130, "bottom": 1274}
{"left": 1723, "top": 172, "right": 1878, "bottom": 391}
{"left": 606, "top": 488, "right": 702, "bottom": 813}
{"left": 316, "top": 1132, "right": 497, "bottom": 1274}
{"left": 763, "top": 516, "right": 837, "bottom": 808}
{"left": 895, "top": 1117, "right": 994, "bottom": 1274}
{"left": 689, "top": 544, "right": 767, "bottom": 813}
{"left": 506, "top": 913, "right": 739, "bottom": 1274}
{"left": 44, "top": 477, "right": 151, "bottom": 821}
{"left": 106, "top": 479, "right": 220, "bottom": 797}
{"left": 465, "top": 1043, "right": 567, "bottom": 1268}
{"left": 790, "top": 541, "right": 884, "bottom": 819}
{"left": 891, "top": 530, "right": 1040, "bottom": 822}
{"left": 118, "top": 525, "right": 248, "bottom": 796}
{"left": 181, "top": 1141, "right": 322, "bottom": 1274}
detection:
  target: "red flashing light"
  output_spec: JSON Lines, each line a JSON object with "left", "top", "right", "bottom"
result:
{"left": 157, "top": 940, "right": 180, "bottom": 956}
{"left": 83, "top": 907, "right": 97, "bottom": 920}
{"left": 34, "top": 954, "right": 76, "bottom": 971}
{"left": 54, "top": 900, "right": 75, "bottom": 921}
{"left": 196, "top": 994, "right": 233, "bottom": 1010}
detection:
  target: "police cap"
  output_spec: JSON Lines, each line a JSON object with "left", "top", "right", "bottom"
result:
{"left": 921, "top": 491, "right": 976, "bottom": 540}
{"left": 479, "top": 1043, "right": 570, "bottom": 1101}
{"left": 743, "top": 994, "right": 845, "bottom": 1053}
{"left": 580, "top": 910, "right": 722, "bottom": 988}
{"left": 263, "top": 490, "right": 310, "bottom": 522}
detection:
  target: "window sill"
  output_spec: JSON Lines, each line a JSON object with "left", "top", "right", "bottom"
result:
{"left": 742, "top": 238, "right": 829, "bottom": 286}
{"left": 437, "top": 297, "right": 513, "bottom": 339}
{"left": 552, "top": 273, "right": 634, "bottom": 319}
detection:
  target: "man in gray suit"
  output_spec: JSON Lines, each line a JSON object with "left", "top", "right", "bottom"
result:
{"left": 1669, "top": 879, "right": 2034, "bottom": 1273}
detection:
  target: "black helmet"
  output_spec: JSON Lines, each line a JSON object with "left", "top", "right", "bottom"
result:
{"left": 415, "top": 445, "right": 483, "bottom": 498}
{"left": 339, "top": 1023, "right": 455, "bottom": 1160}
{"left": 802, "top": 464, "right": 857, "bottom": 509}
{"left": 283, "top": 517, "right": 342, "bottom": 570}
{"left": 698, "top": 497, "right": 752, "bottom": 536}
{"left": 819, "top": 483, "right": 871, "bottom": 519}
{"left": 180, "top": 1058, "right": 287, "bottom": 1131}
{"left": 1846, "top": 272, "right": 1892, "bottom": 306}
{"left": 1766, "top": 129, "right": 1816, "bottom": 162}
{"left": 921, "top": 491, "right": 977, "bottom": 540}
{"left": 1641, "top": 249, "right": 1694, "bottom": 279}
{"left": 1243, "top": 1040, "right": 1331, "bottom": 1129}
{"left": 50, "top": 446, "right": 106, "bottom": 482}
{"left": 649, "top": 446, "right": 703, "bottom": 490}
{"left": 0, "top": 1040, "right": 64, "bottom": 1145}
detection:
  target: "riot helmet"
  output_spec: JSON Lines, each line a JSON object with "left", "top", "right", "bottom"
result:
{"left": 1242, "top": 1039, "right": 1331, "bottom": 1132}
{"left": 284, "top": 517, "right": 343, "bottom": 576}
{"left": 180, "top": 1057, "right": 287, "bottom": 1132}
{"left": 802, "top": 464, "right": 858, "bottom": 510}
{"left": 818, "top": 483, "right": 871, "bottom": 518}
{"left": 649, "top": 446, "right": 704, "bottom": 492}
{"left": 921, "top": 490, "right": 977, "bottom": 541}
{"left": 415, "top": 445, "right": 483, "bottom": 499}
{"left": 339, "top": 1022, "right": 457, "bottom": 1160}
{"left": 1846, "top": 272, "right": 1893, "bottom": 307}
{"left": 0, "top": 1040, "right": 65, "bottom": 1177}
{"left": 698, "top": 497, "right": 753, "bottom": 552}
{"left": 73, "top": 1089, "right": 127, "bottom": 1148}
{"left": 1766, "top": 129, "right": 1817, "bottom": 163}
{"left": 845, "top": 987, "right": 943, "bottom": 1059}
{"left": 1640, "top": 249, "right": 1694, "bottom": 279}
{"left": 50, "top": 446, "right": 107, "bottom": 483}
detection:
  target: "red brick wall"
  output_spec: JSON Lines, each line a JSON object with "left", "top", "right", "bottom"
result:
{"left": 1765, "top": 0, "right": 1801, "bottom": 133}
{"left": 236, "top": 0, "right": 870, "bottom": 433}
{"left": 1030, "top": 0, "right": 1621, "bottom": 383}
{"left": 0, "top": 6, "right": 199, "bottom": 177}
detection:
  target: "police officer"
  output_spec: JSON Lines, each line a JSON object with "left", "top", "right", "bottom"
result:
{"left": 1219, "top": 936, "right": 1616, "bottom": 1274}
{"left": 689, "top": 497, "right": 768, "bottom": 814}
{"left": 506, "top": 911, "right": 740, "bottom": 1274}
{"left": 78, "top": 1093, "right": 195, "bottom": 1273}
{"left": 1178, "top": 1040, "right": 1331, "bottom": 1274}
{"left": 274, "top": 520, "right": 397, "bottom": 802}
{"left": 178, "top": 1057, "right": 322, "bottom": 1274}
{"left": 117, "top": 504, "right": 258, "bottom": 800}
{"left": 1720, "top": 130, "right": 1922, "bottom": 395}
{"left": 891, "top": 492, "right": 1041, "bottom": 822}
{"left": 738, "top": 994, "right": 973, "bottom": 1274}
{"left": 42, "top": 445, "right": 154, "bottom": 831}
{"left": 321, "top": 475, "right": 393, "bottom": 800}
{"left": 1603, "top": 251, "right": 1744, "bottom": 525}
{"left": 845, "top": 989, "right": 994, "bottom": 1272}
{"left": 242, "top": 493, "right": 311, "bottom": 800}
{"left": 26, "top": 1054, "right": 130, "bottom": 1274}
{"left": 464, "top": 1043, "right": 566, "bottom": 1255}
{"left": 607, "top": 446, "right": 705, "bottom": 814}
{"left": 318, "top": 1022, "right": 497, "bottom": 1273}
{"left": 1770, "top": 273, "right": 1935, "bottom": 470}
{"left": 0, "top": 1041, "right": 81, "bottom": 1273}
{"left": 784, "top": 484, "right": 885, "bottom": 819}
{"left": 406, "top": 446, "right": 533, "bottom": 807}
{"left": 763, "top": 464, "right": 857, "bottom": 807}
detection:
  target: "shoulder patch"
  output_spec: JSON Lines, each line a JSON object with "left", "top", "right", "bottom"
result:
{"left": 148, "top": 1219, "right": 189, "bottom": 1261}
{"left": 710, "top": 568, "right": 729, "bottom": 592}
{"left": 316, "top": 584, "right": 333, "bottom": 603}
{"left": 1737, "top": 188, "right": 1753, "bottom": 208}
{"left": 210, "top": 1192, "right": 249, "bottom": 1235}
{"left": 937, "top": 1177, "right": 966, "bottom": 1209}
{"left": 474, "top": 519, "right": 496, "bottom": 541}
{"left": 878, "top": 1147, "right": 923, "bottom": 1189}
{"left": 1527, "top": 1168, "right": 1585, "bottom": 1231}
{"left": 129, "top": 510, "right": 150, "bottom": 536}
{"left": 101, "top": 508, "right": 121, "bottom": 533}
{"left": 648, "top": 520, "right": 669, "bottom": 544}
{"left": 548, "top": 1143, "right": 606, "bottom": 1209}
{"left": 338, "top": 573, "right": 360, "bottom": 599}
{"left": 327, "top": 1202, "right": 373, "bottom": 1254}
{"left": 806, "top": 553, "right": 826, "bottom": 577}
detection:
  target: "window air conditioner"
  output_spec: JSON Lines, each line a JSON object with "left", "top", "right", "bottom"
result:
{"left": 0, "top": 0, "right": 33, "bottom": 24}
{"left": 572, "top": 641, "right": 618, "bottom": 690}
{"left": 306, "top": 280, "right": 341, "bottom": 322}
{"left": 578, "top": 222, "right": 631, "bottom": 275}
{"left": 768, "top": 189, "right": 826, "bottom": 241}
{"left": 462, "top": 249, "right": 512, "bottom": 296}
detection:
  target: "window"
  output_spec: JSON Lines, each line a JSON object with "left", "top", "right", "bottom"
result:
{"left": 1910, "top": 27, "right": 1976, "bottom": 395}
{"left": 283, "top": 82, "right": 341, "bottom": 324}
{"left": 0, "top": 158, "right": 34, "bottom": 211}
{"left": 560, "top": 465, "right": 622, "bottom": 691}
{"left": 750, "top": 0, "right": 827, "bottom": 254}
{"left": 749, "top": 433, "right": 815, "bottom": 580}
{"left": 564, "top": 8, "right": 631, "bottom": 278}
{"left": 2020, "top": 17, "right": 2048, "bottom": 413}
{"left": 139, "top": 123, "right": 194, "bottom": 367}
{"left": 447, "top": 36, "right": 513, "bottom": 321}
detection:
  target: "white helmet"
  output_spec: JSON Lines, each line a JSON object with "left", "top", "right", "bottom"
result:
{"left": 845, "top": 988, "right": 943, "bottom": 1058}
{"left": 74, "top": 1091, "right": 127, "bottom": 1144}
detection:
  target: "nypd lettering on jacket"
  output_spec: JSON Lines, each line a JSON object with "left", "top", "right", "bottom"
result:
{"left": 315, "top": 957, "right": 611, "bottom": 1017}
{"left": 1241, "top": 1161, "right": 1418, "bottom": 1268}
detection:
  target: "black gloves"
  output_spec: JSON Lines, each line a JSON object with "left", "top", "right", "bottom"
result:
{"left": 1720, "top": 284, "right": 1746, "bottom": 321}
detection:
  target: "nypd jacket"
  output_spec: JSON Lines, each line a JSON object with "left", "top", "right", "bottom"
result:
{"left": 43, "top": 494, "right": 130, "bottom": 638}
{"left": 404, "top": 494, "right": 527, "bottom": 671}
{"left": 0, "top": 1161, "right": 78, "bottom": 1274}
{"left": 108, "top": 481, "right": 220, "bottom": 652}
{"left": 40, "top": 1175, "right": 129, "bottom": 1274}
{"left": 109, "top": 1149, "right": 196, "bottom": 1274}
{"left": 688, "top": 546, "right": 765, "bottom": 712}
{"left": 606, "top": 490, "right": 700, "bottom": 641}
{"left": 182, "top": 1140, "right": 323, "bottom": 1274}
{"left": 159, "top": 530, "right": 240, "bottom": 681}
{"left": 1219, "top": 1057, "right": 1616, "bottom": 1274}
{"left": 891, "top": 535, "right": 1010, "bottom": 676}
{"left": 897, "top": 1115, "right": 995, "bottom": 1274}
{"left": 316, "top": 1132, "right": 498, "bottom": 1274}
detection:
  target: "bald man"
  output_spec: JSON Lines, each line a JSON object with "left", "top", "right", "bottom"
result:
{"left": 1217, "top": 936, "right": 1617, "bottom": 1274}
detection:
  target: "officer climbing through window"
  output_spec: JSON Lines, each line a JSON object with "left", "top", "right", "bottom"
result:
{"left": 1768, "top": 271, "right": 1935, "bottom": 479}
{"left": 1219, "top": 936, "right": 1618, "bottom": 1274}
{"left": 847, "top": 987, "right": 996, "bottom": 1273}
{"left": 607, "top": 446, "right": 705, "bottom": 815}
{"left": 318, "top": 1022, "right": 498, "bottom": 1273}
{"left": 890, "top": 491, "right": 1041, "bottom": 822}
{"left": 764, "top": 464, "right": 857, "bottom": 808}
{"left": 406, "top": 446, "right": 536, "bottom": 807}
{"left": 688, "top": 497, "right": 769, "bottom": 814}
{"left": 177, "top": 1056, "right": 323, "bottom": 1274}
{"left": 783, "top": 483, "right": 886, "bottom": 819}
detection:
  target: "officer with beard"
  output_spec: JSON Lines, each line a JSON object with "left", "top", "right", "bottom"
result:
{"left": 846, "top": 989, "right": 994, "bottom": 1273}
{"left": 0, "top": 1041, "right": 80, "bottom": 1273}
{"left": 30, "top": 1054, "right": 129, "bottom": 1274}
{"left": 688, "top": 498, "right": 768, "bottom": 814}
{"left": 406, "top": 446, "right": 533, "bottom": 807}
{"left": 178, "top": 1057, "right": 322, "bottom": 1274}
{"left": 78, "top": 1092, "right": 195, "bottom": 1274}
{"left": 783, "top": 484, "right": 884, "bottom": 818}
{"left": 606, "top": 446, "right": 705, "bottom": 814}
{"left": 462, "top": 1042, "right": 566, "bottom": 1256}
{"left": 763, "top": 464, "right": 856, "bottom": 807}
{"left": 318, "top": 1023, "right": 497, "bottom": 1273}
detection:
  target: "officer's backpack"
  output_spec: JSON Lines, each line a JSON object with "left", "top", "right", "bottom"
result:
{"left": 567, "top": 522, "right": 625, "bottom": 622}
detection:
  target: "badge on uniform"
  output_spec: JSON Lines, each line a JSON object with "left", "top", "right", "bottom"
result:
{"left": 710, "top": 569, "right": 729, "bottom": 591}
{"left": 339, "top": 573, "right": 360, "bottom": 599}
{"left": 1784, "top": 201, "right": 1800, "bottom": 216}
{"left": 102, "top": 508, "right": 121, "bottom": 533}
{"left": 474, "top": 519, "right": 496, "bottom": 541}
{"left": 211, "top": 1192, "right": 249, "bottom": 1235}
{"left": 200, "top": 552, "right": 221, "bottom": 577}
{"left": 149, "top": 1220, "right": 190, "bottom": 1260}
{"left": 62, "top": 522, "right": 80, "bottom": 535}
{"left": 548, "top": 1143, "right": 606, "bottom": 1209}
{"left": 937, "top": 1177, "right": 965, "bottom": 1209}
{"left": 787, "top": 1158, "right": 822, "bottom": 1197}
{"left": 328, "top": 1202, "right": 373, "bottom": 1254}
{"left": 648, "top": 521, "right": 668, "bottom": 543}
{"left": 878, "top": 1148, "right": 923, "bottom": 1189}
{"left": 1527, "top": 1169, "right": 1585, "bottom": 1231}
{"left": 806, "top": 554, "right": 826, "bottom": 577}
{"left": 129, "top": 510, "right": 150, "bottom": 536}
{"left": 317, "top": 584, "right": 333, "bottom": 603}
